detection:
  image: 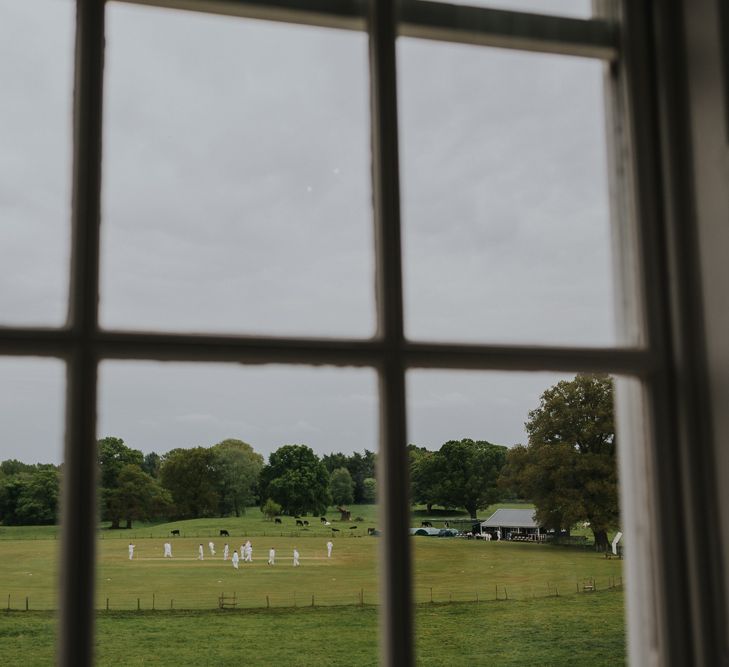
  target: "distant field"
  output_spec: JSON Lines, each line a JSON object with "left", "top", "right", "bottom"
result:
{"left": 0, "top": 504, "right": 625, "bottom": 665}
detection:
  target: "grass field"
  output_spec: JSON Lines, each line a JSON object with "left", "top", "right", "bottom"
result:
{"left": 0, "top": 506, "right": 625, "bottom": 665}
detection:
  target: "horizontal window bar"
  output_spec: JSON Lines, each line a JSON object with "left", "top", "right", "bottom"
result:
{"left": 0, "top": 328, "right": 653, "bottom": 373}
{"left": 116, "top": 0, "right": 617, "bottom": 60}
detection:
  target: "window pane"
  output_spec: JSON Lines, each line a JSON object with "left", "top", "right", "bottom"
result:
{"left": 101, "top": 4, "right": 375, "bottom": 338}
{"left": 399, "top": 41, "right": 618, "bottom": 346}
{"left": 0, "top": 1, "right": 73, "bottom": 327}
{"left": 407, "top": 370, "right": 626, "bottom": 665}
{"left": 95, "top": 362, "right": 379, "bottom": 664}
{"left": 0, "top": 357, "right": 65, "bottom": 665}
{"left": 419, "top": 0, "right": 592, "bottom": 19}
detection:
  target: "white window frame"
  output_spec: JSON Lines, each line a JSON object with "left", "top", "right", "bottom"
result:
{"left": 0, "top": 1, "right": 724, "bottom": 665}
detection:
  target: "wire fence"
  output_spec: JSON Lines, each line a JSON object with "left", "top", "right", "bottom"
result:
{"left": 2, "top": 576, "right": 623, "bottom": 612}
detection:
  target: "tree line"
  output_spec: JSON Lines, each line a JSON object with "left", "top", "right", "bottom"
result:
{"left": 0, "top": 375, "right": 618, "bottom": 548}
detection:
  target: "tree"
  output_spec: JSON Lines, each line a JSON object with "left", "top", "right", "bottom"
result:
{"left": 159, "top": 447, "right": 219, "bottom": 519}
{"left": 258, "top": 445, "right": 331, "bottom": 516}
{"left": 97, "top": 437, "right": 145, "bottom": 528}
{"left": 410, "top": 446, "right": 440, "bottom": 512}
{"left": 211, "top": 439, "right": 263, "bottom": 517}
{"left": 0, "top": 467, "right": 60, "bottom": 525}
{"left": 362, "top": 477, "right": 377, "bottom": 503}
{"left": 97, "top": 437, "right": 143, "bottom": 490}
{"left": 142, "top": 452, "right": 161, "bottom": 478}
{"left": 329, "top": 467, "right": 355, "bottom": 505}
{"left": 431, "top": 439, "right": 508, "bottom": 518}
{"left": 260, "top": 498, "right": 282, "bottom": 521}
{"left": 103, "top": 464, "right": 172, "bottom": 529}
{"left": 506, "top": 374, "right": 618, "bottom": 550}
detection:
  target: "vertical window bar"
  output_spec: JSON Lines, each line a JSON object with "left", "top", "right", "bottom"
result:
{"left": 369, "top": 1, "right": 413, "bottom": 665}
{"left": 59, "top": 1, "right": 105, "bottom": 665}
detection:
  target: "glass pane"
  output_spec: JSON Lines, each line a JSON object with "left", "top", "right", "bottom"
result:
{"left": 96, "top": 362, "right": 379, "bottom": 664}
{"left": 0, "top": 1, "right": 74, "bottom": 327}
{"left": 420, "top": 0, "right": 592, "bottom": 19}
{"left": 101, "top": 3, "right": 374, "bottom": 338}
{"left": 0, "top": 357, "right": 65, "bottom": 665}
{"left": 399, "top": 41, "right": 618, "bottom": 346}
{"left": 407, "top": 370, "right": 626, "bottom": 665}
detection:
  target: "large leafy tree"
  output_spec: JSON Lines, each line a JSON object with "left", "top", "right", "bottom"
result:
{"left": 0, "top": 467, "right": 60, "bottom": 525}
{"left": 329, "top": 467, "right": 355, "bottom": 506}
{"left": 211, "top": 439, "right": 263, "bottom": 517}
{"left": 503, "top": 374, "right": 618, "bottom": 550}
{"left": 410, "top": 447, "right": 441, "bottom": 512}
{"left": 97, "top": 437, "right": 145, "bottom": 528}
{"left": 103, "top": 464, "right": 172, "bottom": 529}
{"left": 159, "top": 447, "right": 219, "bottom": 519}
{"left": 434, "top": 439, "right": 508, "bottom": 519}
{"left": 322, "top": 450, "right": 376, "bottom": 503}
{"left": 258, "top": 445, "right": 331, "bottom": 516}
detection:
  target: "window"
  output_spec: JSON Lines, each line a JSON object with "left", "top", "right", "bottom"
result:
{"left": 1, "top": 1, "right": 725, "bottom": 665}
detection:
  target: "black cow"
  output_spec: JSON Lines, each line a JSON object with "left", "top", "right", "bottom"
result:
{"left": 320, "top": 517, "right": 327, "bottom": 523}
{"left": 170, "top": 529, "right": 180, "bottom": 536}
{"left": 331, "top": 527, "right": 340, "bottom": 532}
{"left": 421, "top": 521, "right": 433, "bottom": 527}
{"left": 349, "top": 525, "right": 358, "bottom": 530}
{"left": 219, "top": 529, "right": 229, "bottom": 537}
{"left": 303, "top": 520, "right": 309, "bottom": 526}
{"left": 296, "top": 519, "right": 304, "bottom": 527}
{"left": 274, "top": 517, "right": 282, "bottom": 524}
{"left": 367, "top": 527, "right": 376, "bottom": 535}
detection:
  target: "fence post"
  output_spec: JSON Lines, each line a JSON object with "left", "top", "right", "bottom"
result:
{"left": 504, "top": 587, "right": 508, "bottom": 600}
{"left": 25, "top": 597, "right": 28, "bottom": 611}
{"left": 476, "top": 591, "right": 479, "bottom": 604}
{"left": 137, "top": 598, "right": 140, "bottom": 611}
{"left": 496, "top": 584, "right": 498, "bottom": 600}
{"left": 430, "top": 587, "right": 433, "bottom": 603}
{"left": 449, "top": 592, "right": 452, "bottom": 603}
{"left": 170, "top": 599, "right": 173, "bottom": 610}
{"left": 360, "top": 588, "right": 364, "bottom": 606}
{"left": 266, "top": 595, "right": 270, "bottom": 609}
{"left": 311, "top": 594, "right": 315, "bottom": 607}
{"left": 152, "top": 593, "right": 155, "bottom": 610}
{"left": 106, "top": 598, "right": 109, "bottom": 611}
{"left": 7, "top": 594, "right": 9, "bottom": 610}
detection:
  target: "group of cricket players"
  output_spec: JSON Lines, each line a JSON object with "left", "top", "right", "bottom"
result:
{"left": 128, "top": 538, "right": 334, "bottom": 567}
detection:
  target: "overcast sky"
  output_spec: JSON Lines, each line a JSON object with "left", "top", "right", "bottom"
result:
{"left": 1, "top": 0, "right": 608, "bottom": 465}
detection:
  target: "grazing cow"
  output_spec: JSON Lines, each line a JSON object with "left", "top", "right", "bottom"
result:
{"left": 421, "top": 521, "right": 432, "bottom": 528}
{"left": 171, "top": 529, "right": 180, "bottom": 536}
{"left": 324, "top": 521, "right": 331, "bottom": 526}
{"left": 320, "top": 517, "right": 327, "bottom": 523}
{"left": 331, "top": 527, "right": 340, "bottom": 532}
{"left": 219, "top": 529, "right": 229, "bottom": 537}
{"left": 349, "top": 525, "right": 358, "bottom": 530}
{"left": 303, "top": 520, "right": 309, "bottom": 526}
{"left": 367, "top": 527, "right": 376, "bottom": 535}
{"left": 296, "top": 520, "right": 304, "bottom": 527}
{"left": 274, "top": 517, "right": 282, "bottom": 524}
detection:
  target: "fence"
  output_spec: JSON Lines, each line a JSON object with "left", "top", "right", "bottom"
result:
{"left": 2, "top": 576, "right": 623, "bottom": 612}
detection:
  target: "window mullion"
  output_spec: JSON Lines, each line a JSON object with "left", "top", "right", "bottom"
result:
{"left": 369, "top": 0, "right": 413, "bottom": 665}
{"left": 59, "top": 1, "right": 105, "bottom": 666}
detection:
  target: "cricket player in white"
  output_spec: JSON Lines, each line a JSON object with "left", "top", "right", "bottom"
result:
{"left": 293, "top": 547, "right": 300, "bottom": 567}
{"left": 198, "top": 544, "right": 204, "bottom": 560}
{"left": 232, "top": 551, "right": 239, "bottom": 569}
{"left": 244, "top": 540, "right": 252, "bottom": 563}
{"left": 163, "top": 542, "right": 172, "bottom": 558}
{"left": 223, "top": 543, "right": 229, "bottom": 560}
{"left": 326, "top": 541, "right": 333, "bottom": 558}
{"left": 268, "top": 547, "right": 275, "bottom": 565}
{"left": 128, "top": 543, "right": 135, "bottom": 560}
{"left": 208, "top": 541, "right": 216, "bottom": 556}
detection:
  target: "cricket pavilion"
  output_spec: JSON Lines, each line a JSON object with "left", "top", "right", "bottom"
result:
{"left": 480, "top": 508, "right": 545, "bottom": 541}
